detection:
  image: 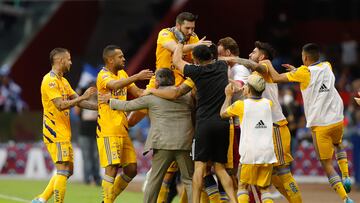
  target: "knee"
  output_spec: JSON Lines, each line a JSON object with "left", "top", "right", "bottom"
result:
{"left": 124, "top": 164, "right": 137, "bottom": 178}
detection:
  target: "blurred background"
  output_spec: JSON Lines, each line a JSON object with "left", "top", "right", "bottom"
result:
{"left": 0, "top": 0, "right": 360, "bottom": 197}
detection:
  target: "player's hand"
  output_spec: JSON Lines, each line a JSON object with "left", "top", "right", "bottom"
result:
{"left": 197, "top": 36, "right": 212, "bottom": 47}
{"left": 282, "top": 63, "right": 296, "bottom": 72}
{"left": 82, "top": 87, "right": 97, "bottom": 99}
{"left": 135, "top": 69, "right": 154, "bottom": 80}
{"left": 98, "top": 93, "right": 111, "bottom": 104}
{"left": 173, "top": 29, "right": 186, "bottom": 44}
{"left": 219, "top": 56, "right": 238, "bottom": 64}
{"left": 354, "top": 91, "right": 360, "bottom": 106}
{"left": 225, "top": 83, "right": 235, "bottom": 97}
{"left": 229, "top": 79, "right": 243, "bottom": 92}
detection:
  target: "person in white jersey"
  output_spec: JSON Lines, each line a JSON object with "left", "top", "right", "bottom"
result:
{"left": 264, "top": 43, "right": 354, "bottom": 203}
{"left": 220, "top": 74, "right": 277, "bottom": 203}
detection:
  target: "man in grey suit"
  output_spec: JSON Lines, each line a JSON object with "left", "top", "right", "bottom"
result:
{"left": 100, "top": 68, "right": 194, "bottom": 203}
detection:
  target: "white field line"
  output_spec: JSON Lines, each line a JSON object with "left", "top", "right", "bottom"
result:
{"left": 0, "top": 193, "right": 30, "bottom": 203}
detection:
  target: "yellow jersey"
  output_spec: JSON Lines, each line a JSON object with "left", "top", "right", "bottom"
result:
{"left": 96, "top": 68, "right": 135, "bottom": 137}
{"left": 147, "top": 28, "right": 198, "bottom": 89}
{"left": 285, "top": 65, "right": 311, "bottom": 90}
{"left": 226, "top": 99, "right": 273, "bottom": 123}
{"left": 41, "top": 71, "right": 76, "bottom": 143}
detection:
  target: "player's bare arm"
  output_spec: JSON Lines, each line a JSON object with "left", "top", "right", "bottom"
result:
{"left": 220, "top": 83, "right": 234, "bottom": 118}
{"left": 128, "top": 85, "right": 145, "bottom": 98}
{"left": 53, "top": 86, "right": 96, "bottom": 111}
{"left": 163, "top": 36, "right": 211, "bottom": 53}
{"left": 149, "top": 82, "right": 192, "bottom": 100}
{"left": 172, "top": 43, "right": 190, "bottom": 74}
{"left": 220, "top": 56, "right": 267, "bottom": 74}
{"left": 262, "top": 60, "right": 290, "bottom": 83}
{"left": 106, "top": 69, "right": 153, "bottom": 91}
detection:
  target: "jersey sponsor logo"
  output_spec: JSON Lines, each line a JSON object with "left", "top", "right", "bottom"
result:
{"left": 319, "top": 84, "right": 330, "bottom": 92}
{"left": 112, "top": 88, "right": 126, "bottom": 96}
{"left": 48, "top": 81, "right": 56, "bottom": 88}
{"left": 255, "top": 120, "right": 267, "bottom": 129}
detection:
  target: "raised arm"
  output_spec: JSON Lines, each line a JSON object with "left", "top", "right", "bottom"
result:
{"left": 220, "top": 83, "right": 235, "bottom": 118}
{"left": 172, "top": 43, "right": 190, "bottom": 74}
{"left": 149, "top": 82, "right": 192, "bottom": 100}
{"left": 163, "top": 36, "right": 211, "bottom": 53}
{"left": 53, "top": 87, "right": 96, "bottom": 111}
{"left": 106, "top": 69, "right": 153, "bottom": 91}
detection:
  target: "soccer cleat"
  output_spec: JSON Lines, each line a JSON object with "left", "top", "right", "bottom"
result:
{"left": 343, "top": 177, "right": 352, "bottom": 193}
{"left": 344, "top": 197, "right": 354, "bottom": 203}
{"left": 31, "top": 198, "right": 45, "bottom": 203}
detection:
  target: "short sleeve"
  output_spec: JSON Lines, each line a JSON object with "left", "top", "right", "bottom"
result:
{"left": 98, "top": 72, "right": 114, "bottom": 90}
{"left": 157, "top": 29, "right": 175, "bottom": 46}
{"left": 285, "top": 65, "right": 310, "bottom": 89}
{"left": 226, "top": 100, "right": 244, "bottom": 118}
{"left": 182, "top": 77, "right": 195, "bottom": 88}
{"left": 183, "top": 64, "right": 201, "bottom": 79}
{"left": 43, "top": 78, "right": 62, "bottom": 101}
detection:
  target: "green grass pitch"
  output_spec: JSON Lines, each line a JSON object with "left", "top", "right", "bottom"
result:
{"left": 0, "top": 179, "right": 143, "bottom": 203}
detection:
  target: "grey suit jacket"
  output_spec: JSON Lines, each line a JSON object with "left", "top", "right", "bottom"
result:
{"left": 109, "top": 93, "right": 194, "bottom": 154}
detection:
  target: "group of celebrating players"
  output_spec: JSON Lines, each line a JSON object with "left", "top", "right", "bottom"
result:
{"left": 32, "top": 11, "right": 355, "bottom": 203}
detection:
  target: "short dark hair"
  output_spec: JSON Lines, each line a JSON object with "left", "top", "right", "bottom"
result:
{"left": 302, "top": 43, "right": 320, "bottom": 62}
{"left": 192, "top": 45, "right": 212, "bottom": 62}
{"left": 103, "top": 45, "right": 121, "bottom": 62}
{"left": 49, "top": 48, "right": 69, "bottom": 65}
{"left": 209, "top": 43, "right": 218, "bottom": 60}
{"left": 176, "top": 12, "right": 198, "bottom": 24}
{"left": 155, "top": 68, "right": 175, "bottom": 87}
{"left": 217, "top": 37, "right": 240, "bottom": 56}
{"left": 254, "top": 41, "right": 276, "bottom": 60}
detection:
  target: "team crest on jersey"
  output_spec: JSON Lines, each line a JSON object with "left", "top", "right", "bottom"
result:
{"left": 162, "top": 32, "right": 169, "bottom": 36}
{"left": 48, "top": 82, "right": 56, "bottom": 88}
{"left": 255, "top": 120, "right": 267, "bottom": 129}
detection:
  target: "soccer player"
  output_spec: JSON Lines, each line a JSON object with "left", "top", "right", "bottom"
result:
{"left": 141, "top": 11, "right": 210, "bottom": 203}
{"left": 220, "top": 74, "right": 277, "bottom": 203}
{"left": 222, "top": 41, "right": 302, "bottom": 203}
{"left": 264, "top": 43, "right": 354, "bottom": 203}
{"left": 32, "top": 48, "right": 97, "bottom": 203}
{"left": 96, "top": 45, "right": 153, "bottom": 203}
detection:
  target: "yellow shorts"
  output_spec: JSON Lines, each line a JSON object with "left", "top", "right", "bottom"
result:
{"left": 311, "top": 121, "right": 343, "bottom": 160}
{"left": 240, "top": 164, "right": 273, "bottom": 187}
{"left": 97, "top": 136, "right": 137, "bottom": 168}
{"left": 45, "top": 141, "right": 73, "bottom": 164}
{"left": 225, "top": 122, "right": 234, "bottom": 169}
{"left": 273, "top": 124, "right": 293, "bottom": 166}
